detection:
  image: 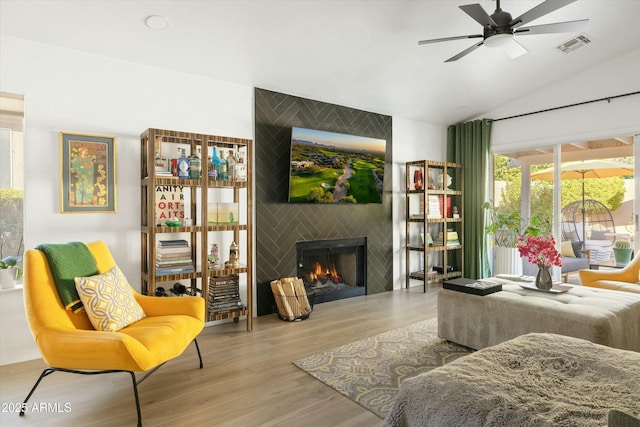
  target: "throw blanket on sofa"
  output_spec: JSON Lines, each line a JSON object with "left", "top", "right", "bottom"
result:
{"left": 383, "top": 333, "right": 640, "bottom": 427}
{"left": 36, "top": 242, "right": 98, "bottom": 313}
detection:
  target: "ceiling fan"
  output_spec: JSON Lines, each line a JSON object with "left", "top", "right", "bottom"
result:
{"left": 418, "top": 0, "right": 589, "bottom": 62}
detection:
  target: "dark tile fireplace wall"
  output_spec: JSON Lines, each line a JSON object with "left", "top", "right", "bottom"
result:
{"left": 254, "top": 88, "right": 393, "bottom": 315}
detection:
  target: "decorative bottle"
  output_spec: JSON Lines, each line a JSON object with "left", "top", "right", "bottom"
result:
{"left": 211, "top": 147, "right": 220, "bottom": 180}
{"left": 219, "top": 150, "right": 228, "bottom": 181}
{"left": 171, "top": 147, "right": 180, "bottom": 176}
{"left": 226, "top": 149, "right": 236, "bottom": 181}
{"left": 208, "top": 243, "right": 221, "bottom": 269}
{"left": 207, "top": 155, "right": 214, "bottom": 177}
{"left": 236, "top": 150, "right": 247, "bottom": 182}
{"left": 228, "top": 241, "right": 239, "bottom": 267}
{"left": 177, "top": 148, "right": 190, "bottom": 179}
{"left": 189, "top": 147, "right": 201, "bottom": 179}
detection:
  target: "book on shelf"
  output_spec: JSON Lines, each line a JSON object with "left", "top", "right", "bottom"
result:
{"left": 156, "top": 253, "right": 191, "bottom": 260}
{"left": 434, "top": 231, "right": 459, "bottom": 246}
{"left": 156, "top": 251, "right": 192, "bottom": 259}
{"left": 156, "top": 265, "right": 195, "bottom": 275}
{"left": 210, "top": 302, "right": 242, "bottom": 310}
{"left": 437, "top": 231, "right": 459, "bottom": 240}
{"left": 427, "top": 196, "right": 442, "bottom": 219}
{"left": 156, "top": 248, "right": 190, "bottom": 254}
{"left": 156, "top": 260, "right": 193, "bottom": 267}
{"left": 438, "top": 196, "right": 451, "bottom": 217}
{"left": 158, "top": 239, "right": 189, "bottom": 247}
{"left": 155, "top": 185, "right": 185, "bottom": 225}
{"left": 157, "top": 244, "right": 188, "bottom": 250}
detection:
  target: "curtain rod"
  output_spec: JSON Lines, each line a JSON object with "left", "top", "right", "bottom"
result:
{"left": 492, "top": 90, "right": 640, "bottom": 122}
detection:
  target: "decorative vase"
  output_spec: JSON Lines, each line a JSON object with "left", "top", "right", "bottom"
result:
{"left": 0, "top": 268, "right": 16, "bottom": 289}
{"left": 535, "top": 265, "right": 553, "bottom": 290}
{"left": 494, "top": 247, "right": 523, "bottom": 276}
{"left": 612, "top": 248, "right": 633, "bottom": 265}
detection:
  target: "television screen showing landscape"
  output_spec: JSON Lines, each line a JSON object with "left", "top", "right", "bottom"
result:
{"left": 288, "top": 127, "right": 386, "bottom": 204}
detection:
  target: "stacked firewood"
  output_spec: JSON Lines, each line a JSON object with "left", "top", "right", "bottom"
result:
{"left": 270, "top": 277, "right": 312, "bottom": 321}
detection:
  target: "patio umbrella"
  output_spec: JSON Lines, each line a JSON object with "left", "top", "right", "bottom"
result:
{"left": 531, "top": 159, "right": 634, "bottom": 242}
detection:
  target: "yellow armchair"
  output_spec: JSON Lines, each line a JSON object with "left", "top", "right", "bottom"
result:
{"left": 21, "top": 241, "right": 204, "bottom": 426}
{"left": 578, "top": 254, "right": 640, "bottom": 294}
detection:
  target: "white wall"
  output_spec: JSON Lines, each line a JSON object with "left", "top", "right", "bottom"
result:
{"left": 0, "top": 35, "right": 443, "bottom": 365}
{"left": 392, "top": 118, "right": 446, "bottom": 290}
{"left": 0, "top": 35, "right": 253, "bottom": 365}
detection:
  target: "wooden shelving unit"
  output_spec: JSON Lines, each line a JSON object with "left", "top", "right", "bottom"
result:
{"left": 405, "top": 160, "right": 464, "bottom": 291}
{"left": 140, "top": 128, "right": 253, "bottom": 330}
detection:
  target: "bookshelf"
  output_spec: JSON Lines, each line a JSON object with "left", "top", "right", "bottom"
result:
{"left": 405, "top": 160, "right": 464, "bottom": 291}
{"left": 140, "top": 128, "right": 253, "bottom": 330}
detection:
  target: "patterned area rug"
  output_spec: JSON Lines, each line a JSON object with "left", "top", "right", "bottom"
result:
{"left": 292, "top": 318, "right": 474, "bottom": 418}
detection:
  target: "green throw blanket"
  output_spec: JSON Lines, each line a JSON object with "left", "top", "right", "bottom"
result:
{"left": 37, "top": 242, "right": 99, "bottom": 313}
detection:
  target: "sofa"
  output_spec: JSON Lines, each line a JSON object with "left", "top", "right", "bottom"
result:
{"left": 523, "top": 241, "right": 589, "bottom": 282}
{"left": 560, "top": 240, "right": 590, "bottom": 282}
{"left": 579, "top": 253, "right": 640, "bottom": 294}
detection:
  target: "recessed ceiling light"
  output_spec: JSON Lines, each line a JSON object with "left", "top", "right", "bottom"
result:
{"left": 145, "top": 15, "right": 170, "bottom": 31}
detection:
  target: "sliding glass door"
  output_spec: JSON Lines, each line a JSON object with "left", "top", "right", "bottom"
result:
{"left": 490, "top": 135, "right": 636, "bottom": 280}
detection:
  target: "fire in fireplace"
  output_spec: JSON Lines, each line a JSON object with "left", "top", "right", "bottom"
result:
{"left": 296, "top": 237, "right": 366, "bottom": 304}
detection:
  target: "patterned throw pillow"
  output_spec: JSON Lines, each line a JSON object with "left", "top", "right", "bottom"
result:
{"left": 560, "top": 241, "right": 576, "bottom": 258}
{"left": 74, "top": 266, "right": 146, "bottom": 332}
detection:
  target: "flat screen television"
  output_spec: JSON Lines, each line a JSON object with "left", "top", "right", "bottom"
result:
{"left": 288, "top": 127, "right": 386, "bottom": 204}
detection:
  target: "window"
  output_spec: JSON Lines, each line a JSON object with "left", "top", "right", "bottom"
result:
{"left": 0, "top": 92, "right": 24, "bottom": 260}
{"left": 492, "top": 137, "right": 635, "bottom": 268}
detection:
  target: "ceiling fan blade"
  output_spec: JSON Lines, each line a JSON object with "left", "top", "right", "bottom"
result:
{"left": 418, "top": 34, "right": 483, "bottom": 45}
{"left": 445, "top": 41, "right": 484, "bottom": 62}
{"left": 515, "top": 19, "right": 589, "bottom": 35}
{"left": 503, "top": 38, "right": 528, "bottom": 59}
{"left": 510, "top": 0, "right": 578, "bottom": 28}
{"left": 459, "top": 3, "right": 497, "bottom": 27}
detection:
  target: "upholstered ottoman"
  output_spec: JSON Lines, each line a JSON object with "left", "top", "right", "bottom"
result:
{"left": 438, "top": 281, "right": 640, "bottom": 351}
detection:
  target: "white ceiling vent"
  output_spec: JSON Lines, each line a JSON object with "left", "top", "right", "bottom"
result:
{"left": 555, "top": 33, "right": 592, "bottom": 54}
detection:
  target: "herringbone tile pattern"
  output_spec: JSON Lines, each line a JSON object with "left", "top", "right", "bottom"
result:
{"left": 254, "top": 88, "right": 393, "bottom": 315}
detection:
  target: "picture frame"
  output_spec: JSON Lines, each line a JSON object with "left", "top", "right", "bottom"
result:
{"left": 60, "top": 132, "right": 116, "bottom": 213}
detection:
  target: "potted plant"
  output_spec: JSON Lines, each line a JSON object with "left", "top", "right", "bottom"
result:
{"left": 0, "top": 255, "right": 22, "bottom": 289}
{"left": 482, "top": 202, "right": 544, "bottom": 275}
{"left": 612, "top": 240, "right": 633, "bottom": 265}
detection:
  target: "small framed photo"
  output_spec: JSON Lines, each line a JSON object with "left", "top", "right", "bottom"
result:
{"left": 60, "top": 132, "right": 117, "bottom": 213}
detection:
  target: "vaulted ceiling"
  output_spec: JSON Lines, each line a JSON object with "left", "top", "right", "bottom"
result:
{"left": 1, "top": 0, "right": 639, "bottom": 126}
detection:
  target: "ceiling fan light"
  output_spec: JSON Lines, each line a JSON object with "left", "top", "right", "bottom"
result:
{"left": 484, "top": 33, "right": 514, "bottom": 48}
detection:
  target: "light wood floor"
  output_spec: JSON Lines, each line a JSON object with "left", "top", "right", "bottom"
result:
{"left": 0, "top": 284, "right": 440, "bottom": 427}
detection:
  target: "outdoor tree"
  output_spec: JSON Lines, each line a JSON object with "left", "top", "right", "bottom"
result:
{"left": 493, "top": 155, "right": 627, "bottom": 231}
{"left": 306, "top": 187, "right": 333, "bottom": 203}
{"left": 0, "top": 189, "right": 24, "bottom": 258}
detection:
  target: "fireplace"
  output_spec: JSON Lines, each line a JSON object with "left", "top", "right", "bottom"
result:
{"left": 296, "top": 237, "right": 366, "bottom": 304}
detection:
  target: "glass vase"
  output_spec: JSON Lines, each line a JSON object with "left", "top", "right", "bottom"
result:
{"left": 535, "top": 265, "right": 553, "bottom": 290}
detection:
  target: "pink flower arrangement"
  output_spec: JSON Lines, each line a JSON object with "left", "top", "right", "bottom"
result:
{"left": 517, "top": 235, "right": 562, "bottom": 267}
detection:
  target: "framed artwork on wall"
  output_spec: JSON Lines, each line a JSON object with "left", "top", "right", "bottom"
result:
{"left": 60, "top": 132, "right": 117, "bottom": 213}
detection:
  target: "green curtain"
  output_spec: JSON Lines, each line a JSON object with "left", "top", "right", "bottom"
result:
{"left": 447, "top": 119, "right": 492, "bottom": 279}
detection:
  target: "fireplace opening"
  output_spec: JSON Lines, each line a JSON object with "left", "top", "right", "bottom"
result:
{"left": 296, "top": 237, "right": 366, "bottom": 304}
